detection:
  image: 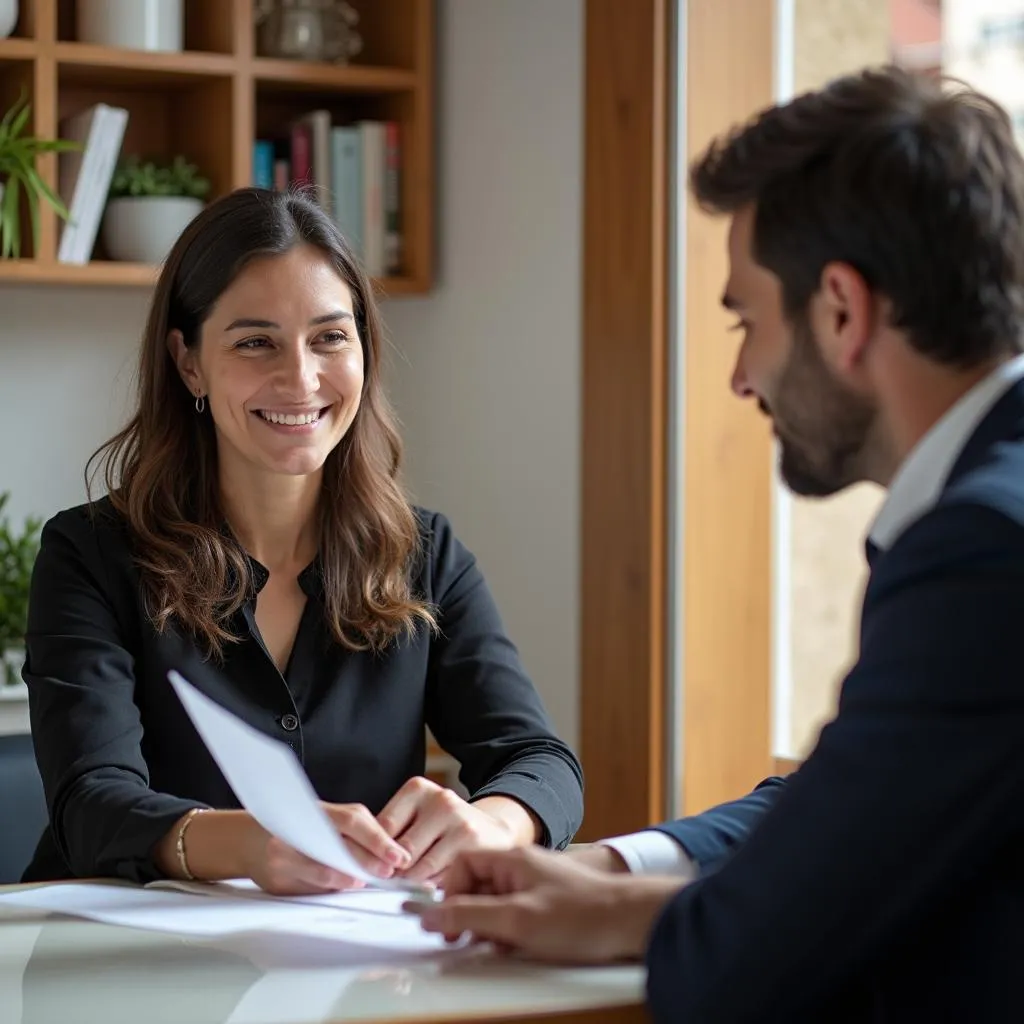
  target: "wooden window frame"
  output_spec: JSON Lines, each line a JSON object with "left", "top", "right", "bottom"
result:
{"left": 579, "top": 0, "right": 778, "bottom": 839}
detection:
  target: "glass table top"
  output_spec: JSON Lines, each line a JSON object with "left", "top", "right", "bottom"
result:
{"left": 0, "top": 893, "right": 646, "bottom": 1024}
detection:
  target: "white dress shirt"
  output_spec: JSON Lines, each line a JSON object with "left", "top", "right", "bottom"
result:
{"left": 599, "top": 830, "right": 699, "bottom": 878}
{"left": 600, "top": 352, "right": 1024, "bottom": 877}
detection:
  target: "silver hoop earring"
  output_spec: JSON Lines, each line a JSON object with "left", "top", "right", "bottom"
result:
{"left": 194, "top": 394, "right": 206, "bottom": 414}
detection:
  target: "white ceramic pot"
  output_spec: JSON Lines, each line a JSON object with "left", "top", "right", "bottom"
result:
{"left": 102, "top": 196, "right": 203, "bottom": 264}
{"left": 76, "top": 0, "right": 183, "bottom": 52}
{"left": 0, "top": 0, "right": 18, "bottom": 40}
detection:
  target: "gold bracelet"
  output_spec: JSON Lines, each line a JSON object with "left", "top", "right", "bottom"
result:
{"left": 175, "top": 808, "right": 208, "bottom": 881}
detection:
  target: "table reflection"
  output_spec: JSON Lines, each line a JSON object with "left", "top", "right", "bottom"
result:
{"left": 0, "top": 905, "right": 644, "bottom": 1024}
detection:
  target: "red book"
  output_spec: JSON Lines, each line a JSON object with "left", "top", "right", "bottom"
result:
{"left": 290, "top": 123, "right": 312, "bottom": 188}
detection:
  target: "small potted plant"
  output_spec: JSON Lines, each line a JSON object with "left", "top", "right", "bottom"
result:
{"left": 101, "top": 154, "right": 211, "bottom": 264}
{"left": 0, "top": 91, "right": 79, "bottom": 259}
{"left": 0, "top": 492, "right": 41, "bottom": 694}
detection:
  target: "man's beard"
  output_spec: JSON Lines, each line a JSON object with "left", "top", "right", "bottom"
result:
{"left": 767, "top": 318, "right": 876, "bottom": 498}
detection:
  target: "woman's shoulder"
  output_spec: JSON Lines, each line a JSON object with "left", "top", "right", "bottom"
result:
{"left": 412, "top": 504, "right": 449, "bottom": 543}
{"left": 410, "top": 504, "right": 481, "bottom": 592}
{"left": 42, "top": 494, "right": 130, "bottom": 555}
{"left": 411, "top": 505, "right": 465, "bottom": 560}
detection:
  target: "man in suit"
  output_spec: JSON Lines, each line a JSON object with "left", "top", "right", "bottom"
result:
{"left": 408, "top": 66, "right": 1024, "bottom": 1021}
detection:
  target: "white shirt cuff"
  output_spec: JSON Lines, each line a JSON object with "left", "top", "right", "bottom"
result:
{"left": 598, "top": 831, "right": 698, "bottom": 880}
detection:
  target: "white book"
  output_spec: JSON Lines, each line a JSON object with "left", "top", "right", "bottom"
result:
{"left": 57, "top": 103, "right": 128, "bottom": 264}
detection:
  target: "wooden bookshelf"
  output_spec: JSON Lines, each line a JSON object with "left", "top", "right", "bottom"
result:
{"left": 0, "top": 0, "right": 434, "bottom": 292}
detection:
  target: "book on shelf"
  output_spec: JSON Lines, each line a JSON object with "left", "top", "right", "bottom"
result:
{"left": 56, "top": 103, "right": 128, "bottom": 265}
{"left": 300, "top": 109, "right": 332, "bottom": 217}
{"left": 253, "top": 112, "right": 401, "bottom": 278}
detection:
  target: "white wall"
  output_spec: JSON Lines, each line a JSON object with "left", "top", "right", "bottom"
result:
{"left": 383, "top": 0, "right": 583, "bottom": 746}
{"left": 0, "top": 286, "right": 146, "bottom": 526}
{"left": 0, "top": 0, "right": 584, "bottom": 746}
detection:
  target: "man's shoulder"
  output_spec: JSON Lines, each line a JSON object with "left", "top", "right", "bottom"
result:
{"left": 941, "top": 435, "right": 1024, "bottom": 528}
{"left": 874, "top": 451, "right": 1024, "bottom": 598}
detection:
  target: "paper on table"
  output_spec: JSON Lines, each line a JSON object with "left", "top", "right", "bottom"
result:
{"left": 0, "top": 883, "right": 453, "bottom": 953}
{"left": 149, "top": 877, "right": 416, "bottom": 917}
{"left": 167, "top": 670, "right": 433, "bottom": 899}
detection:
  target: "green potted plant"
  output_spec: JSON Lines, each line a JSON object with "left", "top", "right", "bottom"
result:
{"left": 0, "top": 492, "right": 41, "bottom": 692}
{"left": 0, "top": 91, "right": 79, "bottom": 259}
{"left": 101, "top": 153, "right": 211, "bottom": 264}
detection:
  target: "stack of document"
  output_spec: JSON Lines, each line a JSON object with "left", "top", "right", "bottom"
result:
{"left": 0, "top": 879, "right": 453, "bottom": 952}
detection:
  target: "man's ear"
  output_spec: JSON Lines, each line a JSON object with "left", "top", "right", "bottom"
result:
{"left": 813, "top": 261, "right": 874, "bottom": 373}
{"left": 166, "top": 329, "right": 203, "bottom": 396}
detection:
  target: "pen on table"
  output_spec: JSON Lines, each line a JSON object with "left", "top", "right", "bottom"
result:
{"left": 395, "top": 881, "right": 444, "bottom": 911}
{"left": 389, "top": 878, "right": 444, "bottom": 909}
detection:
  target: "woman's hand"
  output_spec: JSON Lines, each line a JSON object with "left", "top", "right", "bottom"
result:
{"left": 242, "top": 801, "right": 413, "bottom": 895}
{"left": 377, "top": 777, "right": 536, "bottom": 884}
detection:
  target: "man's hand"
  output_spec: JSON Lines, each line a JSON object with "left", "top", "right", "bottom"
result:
{"left": 406, "top": 846, "right": 685, "bottom": 964}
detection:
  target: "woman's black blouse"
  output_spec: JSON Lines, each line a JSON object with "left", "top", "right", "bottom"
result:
{"left": 21, "top": 498, "right": 583, "bottom": 883}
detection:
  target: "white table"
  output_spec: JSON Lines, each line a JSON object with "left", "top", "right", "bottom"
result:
{"left": 0, "top": 883, "right": 648, "bottom": 1023}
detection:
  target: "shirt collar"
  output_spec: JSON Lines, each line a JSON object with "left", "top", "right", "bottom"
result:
{"left": 245, "top": 554, "right": 324, "bottom": 599}
{"left": 868, "top": 352, "right": 1024, "bottom": 551}
{"left": 219, "top": 522, "right": 323, "bottom": 600}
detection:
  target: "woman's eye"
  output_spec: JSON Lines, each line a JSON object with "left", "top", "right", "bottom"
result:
{"left": 320, "top": 331, "right": 349, "bottom": 346}
{"left": 237, "top": 337, "right": 269, "bottom": 350}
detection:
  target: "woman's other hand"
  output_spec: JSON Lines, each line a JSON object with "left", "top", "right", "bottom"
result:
{"left": 241, "top": 802, "right": 413, "bottom": 895}
{"left": 377, "top": 777, "right": 538, "bottom": 884}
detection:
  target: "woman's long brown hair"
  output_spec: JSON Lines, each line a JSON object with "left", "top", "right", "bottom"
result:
{"left": 86, "top": 187, "right": 436, "bottom": 658}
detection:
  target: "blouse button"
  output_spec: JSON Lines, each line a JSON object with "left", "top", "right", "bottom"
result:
{"left": 279, "top": 712, "right": 299, "bottom": 732}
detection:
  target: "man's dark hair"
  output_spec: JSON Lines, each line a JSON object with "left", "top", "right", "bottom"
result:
{"left": 690, "top": 64, "right": 1024, "bottom": 368}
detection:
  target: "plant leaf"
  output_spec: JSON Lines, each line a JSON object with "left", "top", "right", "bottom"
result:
{"left": 109, "top": 153, "right": 211, "bottom": 200}
{"left": 0, "top": 90, "right": 27, "bottom": 141}
{"left": 1, "top": 174, "right": 20, "bottom": 258}
{"left": 0, "top": 90, "right": 85, "bottom": 255}
{"left": 22, "top": 174, "right": 39, "bottom": 253}
{"left": 22, "top": 162, "right": 69, "bottom": 220}
{"left": 0, "top": 490, "right": 43, "bottom": 663}
{"left": 7, "top": 102, "right": 30, "bottom": 142}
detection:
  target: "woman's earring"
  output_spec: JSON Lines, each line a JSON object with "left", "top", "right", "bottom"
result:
{"left": 194, "top": 393, "right": 206, "bottom": 414}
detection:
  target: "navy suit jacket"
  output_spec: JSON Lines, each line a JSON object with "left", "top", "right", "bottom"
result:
{"left": 644, "top": 380, "right": 1024, "bottom": 1023}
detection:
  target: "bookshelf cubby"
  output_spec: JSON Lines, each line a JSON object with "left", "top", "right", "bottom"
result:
{"left": 0, "top": 0, "right": 434, "bottom": 292}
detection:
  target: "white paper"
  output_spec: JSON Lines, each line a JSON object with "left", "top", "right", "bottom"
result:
{"left": 167, "top": 670, "right": 433, "bottom": 898}
{"left": 148, "top": 877, "right": 417, "bottom": 916}
{"left": 0, "top": 883, "right": 452, "bottom": 954}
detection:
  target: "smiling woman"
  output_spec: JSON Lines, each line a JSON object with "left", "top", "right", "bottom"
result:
{"left": 18, "top": 188, "right": 584, "bottom": 895}
{"left": 178, "top": 269, "right": 367, "bottom": 485}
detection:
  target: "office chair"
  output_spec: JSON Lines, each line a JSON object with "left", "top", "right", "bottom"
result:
{"left": 0, "top": 732, "right": 47, "bottom": 883}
